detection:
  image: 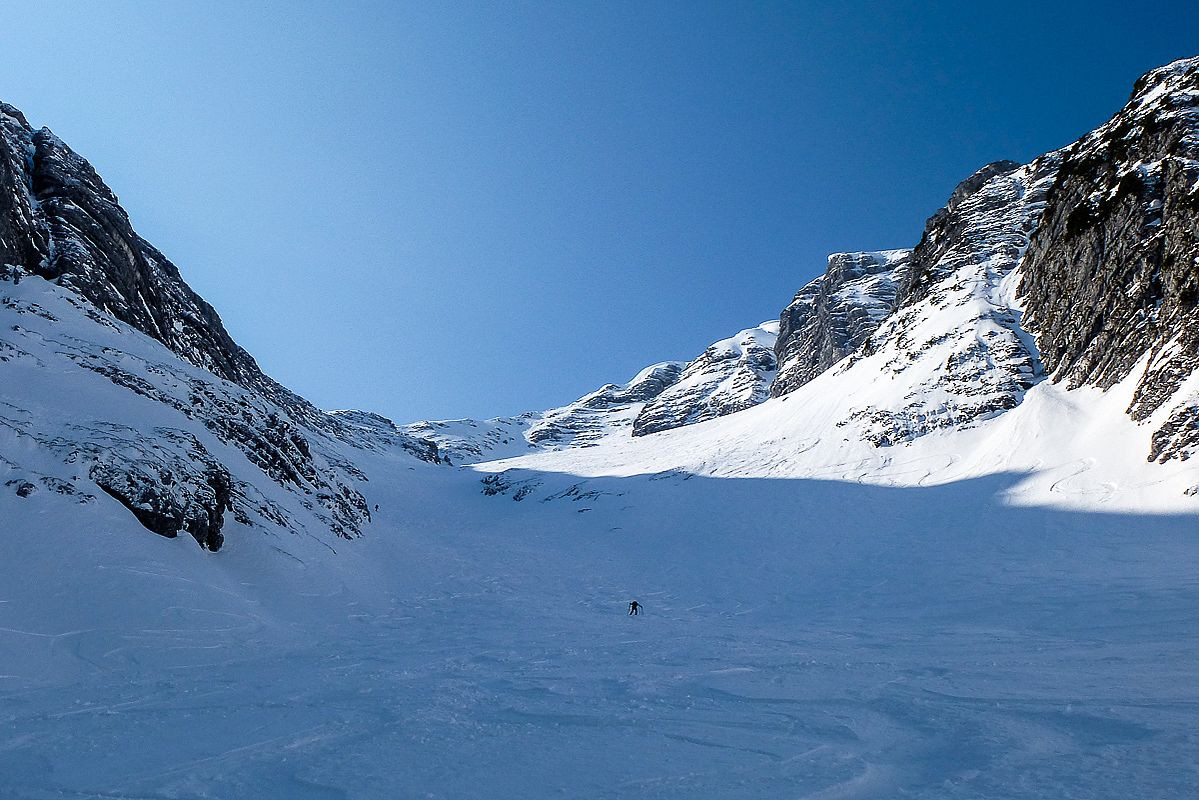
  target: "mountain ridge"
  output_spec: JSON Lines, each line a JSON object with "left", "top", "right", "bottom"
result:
{"left": 396, "top": 58, "right": 1199, "bottom": 467}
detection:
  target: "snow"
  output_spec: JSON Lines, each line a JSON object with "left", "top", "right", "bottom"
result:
{"left": 2, "top": 406, "right": 1198, "bottom": 797}
{"left": 706, "top": 320, "right": 778, "bottom": 359}
{"left": 3, "top": 275, "right": 1199, "bottom": 798}
{"left": 2, "top": 145, "right": 1199, "bottom": 794}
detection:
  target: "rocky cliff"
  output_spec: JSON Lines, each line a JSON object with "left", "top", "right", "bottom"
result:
{"left": 0, "top": 103, "right": 436, "bottom": 548}
{"left": 1018, "top": 56, "right": 1199, "bottom": 462}
{"left": 772, "top": 250, "right": 911, "bottom": 397}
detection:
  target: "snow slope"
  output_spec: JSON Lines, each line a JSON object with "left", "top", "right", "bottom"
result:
{"left": 2, "top": 249, "right": 1197, "bottom": 797}
{"left": 2, "top": 393, "right": 1197, "bottom": 798}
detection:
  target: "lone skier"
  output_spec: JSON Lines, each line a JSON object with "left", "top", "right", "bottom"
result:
{"left": 628, "top": 600, "right": 641, "bottom": 616}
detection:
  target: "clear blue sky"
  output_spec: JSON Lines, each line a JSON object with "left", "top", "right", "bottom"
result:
{"left": 0, "top": 2, "right": 1195, "bottom": 421}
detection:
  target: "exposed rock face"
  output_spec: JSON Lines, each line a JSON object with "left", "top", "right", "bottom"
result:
{"left": 90, "top": 439, "right": 231, "bottom": 552}
{"left": 634, "top": 322, "right": 778, "bottom": 436}
{"left": 0, "top": 102, "right": 437, "bottom": 547}
{"left": 1019, "top": 57, "right": 1199, "bottom": 461}
{"left": 0, "top": 105, "right": 258, "bottom": 391}
{"left": 898, "top": 160, "right": 1025, "bottom": 304}
{"left": 772, "top": 251, "right": 911, "bottom": 397}
{"left": 526, "top": 362, "right": 684, "bottom": 447}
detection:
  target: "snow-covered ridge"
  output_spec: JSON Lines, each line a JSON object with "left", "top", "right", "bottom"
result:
{"left": 392, "top": 322, "right": 780, "bottom": 461}
{"left": 391, "top": 362, "right": 687, "bottom": 461}
{"left": 633, "top": 322, "right": 778, "bottom": 436}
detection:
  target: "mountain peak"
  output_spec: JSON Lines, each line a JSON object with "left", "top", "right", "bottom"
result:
{"left": 1131, "top": 54, "right": 1199, "bottom": 100}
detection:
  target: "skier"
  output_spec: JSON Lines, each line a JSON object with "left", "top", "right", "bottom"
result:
{"left": 374, "top": 504, "right": 379, "bottom": 512}
{"left": 628, "top": 600, "right": 641, "bottom": 616}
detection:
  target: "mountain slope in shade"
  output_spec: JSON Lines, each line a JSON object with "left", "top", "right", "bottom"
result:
{"left": 0, "top": 104, "right": 436, "bottom": 548}
{"left": 0, "top": 274, "right": 436, "bottom": 549}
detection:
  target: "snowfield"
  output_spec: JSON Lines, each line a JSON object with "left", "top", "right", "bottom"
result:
{"left": 2, "top": 373, "right": 1198, "bottom": 798}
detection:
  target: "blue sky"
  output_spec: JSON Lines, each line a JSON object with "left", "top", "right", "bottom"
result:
{"left": 1, "top": 2, "right": 1196, "bottom": 421}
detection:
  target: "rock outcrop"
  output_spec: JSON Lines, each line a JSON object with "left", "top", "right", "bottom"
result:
{"left": 1018, "top": 56, "right": 1199, "bottom": 462}
{"left": 897, "top": 160, "right": 1026, "bottom": 304}
{"left": 772, "top": 251, "right": 911, "bottom": 397}
{"left": 772, "top": 58, "right": 1199, "bottom": 459}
